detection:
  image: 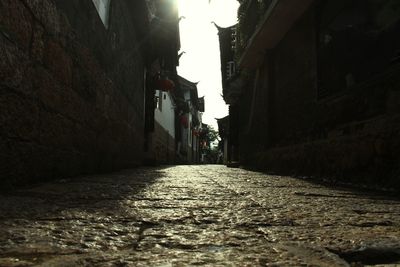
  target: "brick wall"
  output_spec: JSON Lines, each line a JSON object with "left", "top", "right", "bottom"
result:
{"left": 0, "top": 0, "right": 147, "bottom": 187}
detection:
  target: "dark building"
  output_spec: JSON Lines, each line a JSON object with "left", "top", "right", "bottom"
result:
{"left": 216, "top": 116, "right": 229, "bottom": 164}
{"left": 143, "top": 0, "right": 181, "bottom": 165}
{"left": 215, "top": 23, "right": 242, "bottom": 164}
{"left": 0, "top": 0, "right": 180, "bottom": 187}
{"left": 219, "top": 0, "right": 400, "bottom": 189}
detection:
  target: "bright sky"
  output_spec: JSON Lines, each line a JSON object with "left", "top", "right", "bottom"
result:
{"left": 177, "top": 0, "right": 239, "bottom": 129}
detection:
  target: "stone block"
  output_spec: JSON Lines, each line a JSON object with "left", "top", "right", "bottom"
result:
{"left": 70, "top": 123, "right": 96, "bottom": 153}
{"left": 0, "top": 138, "right": 61, "bottom": 185}
{"left": 0, "top": 138, "right": 11, "bottom": 182}
{"left": 43, "top": 39, "right": 73, "bottom": 86}
{"left": 71, "top": 42, "right": 103, "bottom": 78}
{"left": 0, "top": 0, "right": 32, "bottom": 50}
{"left": 0, "top": 35, "right": 30, "bottom": 89}
{"left": 32, "top": 66, "right": 90, "bottom": 123}
{"left": 30, "top": 22, "right": 45, "bottom": 62}
{"left": 24, "top": 143, "right": 55, "bottom": 181}
{"left": 37, "top": 109, "right": 75, "bottom": 150}
{"left": 22, "top": 0, "right": 61, "bottom": 36}
{"left": 0, "top": 90, "right": 40, "bottom": 141}
{"left": 46, "top": 149, "right": 83, "bottom": 178}
{"left": 32, "top": 66, "right": 63, "bottom": 107}
{"left": 0, "top": 139, "right": 25, "bottom": 186}
{"left": 374, "top": 138, "right": 388, "bottom": 157}
{"left": 387, "top": 90, "right": 400, "bottom": 114}
{"left": 356, "top": 139, "right": 375, "bottom": 167}
{"left": 71, "top": 66, "right": 97, "bottom": 102}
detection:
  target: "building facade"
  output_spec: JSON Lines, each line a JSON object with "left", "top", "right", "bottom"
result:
{"left": 145, "top": 88, "right": 177, "bottom": 164}
{"left": 175, "top": 76, "right": 204, "bottom": 164}
{"left": 219, "top": 0, "right": 400, "bottom": 188}
{"left": 143, "top": 0, "right": 181, "bottom": 165}
{"left": 216, "top": 116, "right": 229, "bottom": 164}
{"left": 0, "top": 0, "right": 180, "bottom": 187}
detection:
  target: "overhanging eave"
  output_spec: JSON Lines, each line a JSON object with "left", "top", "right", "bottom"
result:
{"left": 239, "top": 0, "right": 315, "bottom": 69}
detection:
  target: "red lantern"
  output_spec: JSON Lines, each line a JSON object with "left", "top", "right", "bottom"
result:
{"left": 157, "top": 78, "right": 175, "bottom": 92}
{"left": 180, "top": 115, "right": 188, "bottom": 128}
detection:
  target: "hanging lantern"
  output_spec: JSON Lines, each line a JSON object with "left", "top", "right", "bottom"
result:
{"left": 180, "top": 115, "right": 188, "bottom": 128}
{"left": 156, "top": 78, "right": 175, "bottom": 92}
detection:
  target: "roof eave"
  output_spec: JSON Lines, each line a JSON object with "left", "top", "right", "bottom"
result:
{"left": 239, "top": 0, "right": 315, "bottom": 69}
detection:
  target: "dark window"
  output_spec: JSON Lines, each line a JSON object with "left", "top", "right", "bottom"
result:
{"left": 316, "top": 0, "right": 400, "bottom": 99}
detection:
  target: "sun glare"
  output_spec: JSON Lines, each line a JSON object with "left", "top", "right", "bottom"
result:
{"left": 177, "top": 0, "right": 239, "bottom": 127}
{"left": 209, "top": 0, "right": 239, "bottom": 26}
{"left": 177, "top": 0, "right": 239, "bottom": 26}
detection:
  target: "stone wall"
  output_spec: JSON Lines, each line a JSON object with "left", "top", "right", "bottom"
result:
{"left": 250, "top": 114, "right": 400, "bottom": 190}
{"left": 150, "top": 121, "right": 176, "bottom": 164}
{"left": 0, "top": 0, "right": 148, "bottom": 188}
{"left": 241, "top": 4, "right": 400, "bottom": 189}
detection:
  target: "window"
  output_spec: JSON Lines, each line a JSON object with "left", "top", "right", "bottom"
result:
{"left": 317, "top": 0, "right": 400, "bottom": 99}
{"left": 231, "top": 27, "right": 237, "bottom": 50}
{"left": 92, "top": 0, "right": 111, "bottom": 28}
{"left": 226, "top": 61, "right": 236, "bottom": 80}
{"left": 156, "top": 90, "right": 163, "bottom": 111}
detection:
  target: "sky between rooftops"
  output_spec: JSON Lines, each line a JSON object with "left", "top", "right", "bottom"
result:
{"left": 177, "top": 0, "right": 239, "bottom": 129}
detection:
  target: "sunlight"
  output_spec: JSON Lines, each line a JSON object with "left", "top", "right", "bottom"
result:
{"left": 209, "top": 0, "right": 240, "bottom": 27}
{"left": 177, "top": 0, "right": 239, "bottom": 27}
{"left": 177, "top": 0, "right": 239, "bottom": 128}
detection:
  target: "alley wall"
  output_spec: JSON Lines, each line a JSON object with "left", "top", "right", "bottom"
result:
{"left": 0, "top": 0, "right": 147, "bottom": 187}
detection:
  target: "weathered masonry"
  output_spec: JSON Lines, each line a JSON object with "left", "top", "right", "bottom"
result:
{"left": 0, "top": 0, "right": 176, "bottom": 187}
{"left": 219, "top": 0, "right": 400, "bottom": 189}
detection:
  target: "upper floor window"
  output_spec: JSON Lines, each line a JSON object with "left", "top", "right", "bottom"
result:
{"left": 92, "top": 0, "right": 111, "bottom": 28}
{"left": 316, "top": 0, "right": 400, "bottom": 99}
{"left": 226, "top": 61, "right": 236, "bottom": 80}
{"left": 231, "top": 27, "right": 237, "bottom": 50}
{"left": 156, "top": 90, "right": 163, "bottom": 111}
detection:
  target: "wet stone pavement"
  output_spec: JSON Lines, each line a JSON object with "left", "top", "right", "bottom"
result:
{"left": 0, "top": 165, "right": 400, "bottom": 266}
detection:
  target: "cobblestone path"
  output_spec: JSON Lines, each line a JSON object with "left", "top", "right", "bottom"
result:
{"left": 1, "top": 165, "right": 400, "bottom": 266}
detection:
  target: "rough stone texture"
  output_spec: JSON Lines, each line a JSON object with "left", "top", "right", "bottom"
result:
{"left": 250, "top": 115, "right": 400, "bottom": 190}
{"left": 0, "top": 165, "right": 400, "bottom": 266}
{"left": 150, "top": 121, "right": 176, "bottom": 164}
{"left": 0, "top": 0, "right": 147, "bottom": 187}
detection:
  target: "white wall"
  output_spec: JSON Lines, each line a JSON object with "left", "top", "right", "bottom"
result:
{"left": 154, "top": 90, "right": 175, "bottom": 138}
{"left": 183, "top": 91, "right": 192, "bottom": 148}
{"left": 92, "top": 0, "right": 111, "bottom": 28}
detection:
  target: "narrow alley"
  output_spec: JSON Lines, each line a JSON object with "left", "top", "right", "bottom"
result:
{"left": 1, "top": 165, "right": 399, "bottom": 266}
